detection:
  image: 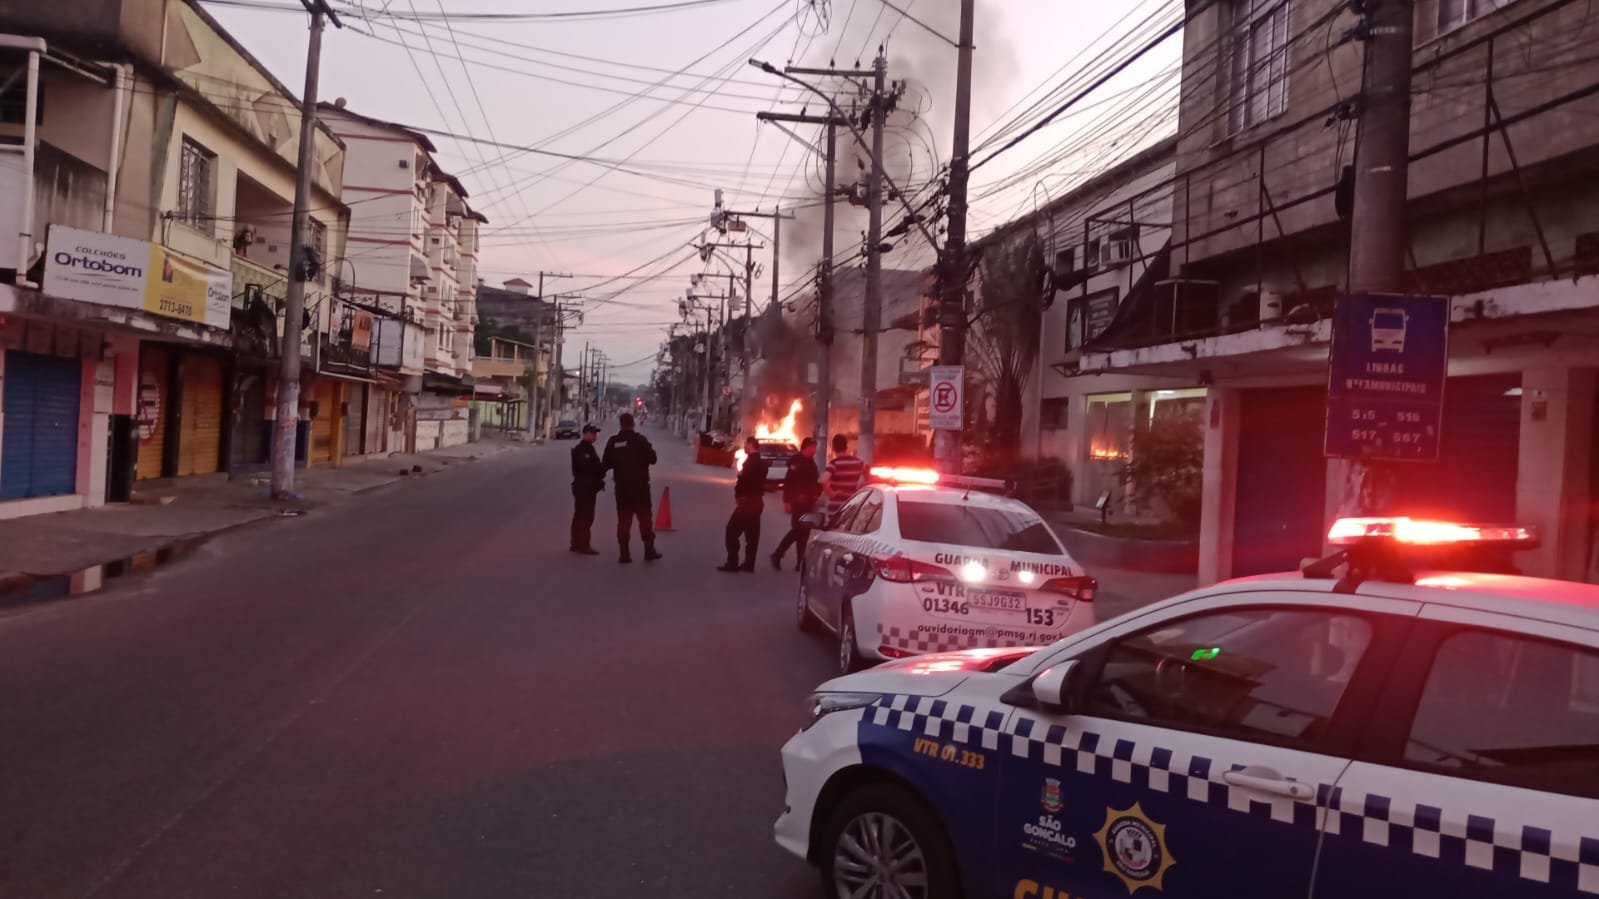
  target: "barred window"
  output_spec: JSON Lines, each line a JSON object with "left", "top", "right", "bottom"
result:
{"left": 177, "top": 137, "right": 215, "bottom": 228}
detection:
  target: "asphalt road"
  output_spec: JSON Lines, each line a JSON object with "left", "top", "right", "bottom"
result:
{"left": 0, "top": 432, "right": 837, "bottom": 899}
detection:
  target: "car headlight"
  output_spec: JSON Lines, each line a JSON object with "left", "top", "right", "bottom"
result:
{"left": 802, "top": 692, "right": 882, "bottom": 731}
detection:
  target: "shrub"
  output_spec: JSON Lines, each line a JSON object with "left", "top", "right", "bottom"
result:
{"left": 1119, "top": 415, "right": 1203, "bottom": 529}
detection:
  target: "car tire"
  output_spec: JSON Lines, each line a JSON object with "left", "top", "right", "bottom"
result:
{"left": 796, "top": 577, "right": 821, "bottom": 634}
{"left": 818, "top": 782, "right": 962, "bottom": 899}
{"left": 839, "top": 603, "right": 867, "bottom": 674}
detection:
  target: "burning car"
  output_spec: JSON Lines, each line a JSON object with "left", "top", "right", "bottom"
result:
{"left": 736, "top": 400, "right": 805, "bottom": 491}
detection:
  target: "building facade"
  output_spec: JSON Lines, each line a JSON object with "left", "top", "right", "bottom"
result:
{"left": 0, "top": 0, "right": 363, "bottom": 517}
{"left": 1075, "top": 0, "right": 1599, "bottom": 583}
{"left": 319, "top": 101, "right": 483, "bottom": 452}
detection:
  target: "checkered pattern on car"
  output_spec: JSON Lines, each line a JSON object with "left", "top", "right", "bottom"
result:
{"left": 863, "top": 699, "right": 1599, "bottom": 894}
{"left": 877, "top": 623, "right": 1046, "bottom": 654}
{"left": 866, "top": 694, "right": 1007, "bottom": 752}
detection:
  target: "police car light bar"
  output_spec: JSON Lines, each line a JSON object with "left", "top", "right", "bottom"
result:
{"left": 867, "top": 467, "right": 1011, "bottom": 492}
{"left": 1327, "top": 517, "right": 1538, "bottom": 547}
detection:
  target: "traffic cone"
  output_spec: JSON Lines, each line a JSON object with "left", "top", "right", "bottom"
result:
{"left": 655, "top": 486, "right": 675, "bottom": 532}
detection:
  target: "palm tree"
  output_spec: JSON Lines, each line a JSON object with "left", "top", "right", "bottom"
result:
{"left": 968, "top": 231, "right": 1046, "bottom": 464}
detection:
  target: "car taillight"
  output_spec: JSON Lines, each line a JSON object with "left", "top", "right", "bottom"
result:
{"left": 1041, "top": 576, "right": 1097, "bottom": 601}
{"left": 876, "top": 556, "right": 952, "bottom": 583}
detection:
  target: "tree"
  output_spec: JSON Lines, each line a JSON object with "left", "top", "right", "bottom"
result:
{"left": 1119, "top": 414, "right": 1204, "bottom": 530}
{"left": 968, "top": 231, "right": 1046, "bottom": 464}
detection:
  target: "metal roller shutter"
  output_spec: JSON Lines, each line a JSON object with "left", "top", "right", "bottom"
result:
{"left": 1, "top": 351, "right": 82, "bottom": 501}
{"left": 1232, "top": 385, "right": 1329, "bottom": 577}
{"left": 343, "top": 383, "right": 366, "bottom": 457}
{"left": 1393, "top": 373, "right": 1521, "bottom": 521}
{"left": 136, "top": 347, "right": 169, "bottom": 481}
{"left": 177, "top": 355, "right": 224, "bottom": 477}
{"left": 310, "top": 379, "right": 336, "bottom": 464}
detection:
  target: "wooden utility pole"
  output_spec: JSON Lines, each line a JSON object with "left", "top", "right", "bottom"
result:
{"left": 933, "top": 0, "right": 975, "bottom": 475}
{"left": 1340, "top": 0, "right": 1416, "bottom": 514}
{"left": 271, "top": 0, "right": 340, "bottom": 499}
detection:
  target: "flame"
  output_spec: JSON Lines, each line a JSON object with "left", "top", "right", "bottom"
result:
{"left": 736, "top": 399, "right": 804, "bottom": 470}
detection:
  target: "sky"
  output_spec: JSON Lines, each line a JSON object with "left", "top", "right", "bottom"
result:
{"left": 202, "top": 0, "right": 1182, "bottom": 384}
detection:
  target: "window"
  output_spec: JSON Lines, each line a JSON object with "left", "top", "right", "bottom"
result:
{"left": 829, "top": 491, "right": 871, "bottom": 530}
{"left": 1438, "top": 0, "right": 1510, "bottom": 31}
{"left": 1087, "top": 608, "right": 1373, "bottom": 746}
{"left": 1085, "top": 237, "right": 1102, "bottom": 271}
{"left": 177, "top": 137, "right": 216, "bottom": 229}
{"left": 1229, "top": 0, "right": 1291, "bottom": 132}
{"left": 897, "top": 500, "right": 1062, "bottom": 554}
{"left": 1406, "top": 631, "right": 1599, "bottom": 798}
{"left": 1042, "top": 398, "right": 1070, "bottom": 430}
{"left": 850, "top": 491, "right": 884, "bottom": 534}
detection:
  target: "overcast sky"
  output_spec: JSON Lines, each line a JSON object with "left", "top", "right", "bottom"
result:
{"left": 204, "top": 0, "right": 1179, "bottom": 383}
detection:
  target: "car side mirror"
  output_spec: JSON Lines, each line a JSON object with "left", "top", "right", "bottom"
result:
{"left": 1030, "top": 660, "right": 1079, "bottom": 711}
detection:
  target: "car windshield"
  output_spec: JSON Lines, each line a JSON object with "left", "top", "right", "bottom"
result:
{"left": 897, "top": 499, "right": 1062, "bottom": 554}
{"left": 759, "top": 442, "right": 796, "bottom": 454}
{"left": 557, "top": 420, "right": 577, "bottom": 428}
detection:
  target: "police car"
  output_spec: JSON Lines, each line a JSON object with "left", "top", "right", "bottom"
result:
{"left": 795, "top": 468, "right": 1098, "bottom": 676}
{"left": 776, "top": 517, "right": 1599, "bottom": 899}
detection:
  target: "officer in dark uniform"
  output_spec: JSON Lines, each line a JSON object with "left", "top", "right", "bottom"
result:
{"left": 770, "top": 436, "right": 821, "bottom": 571}
{"left": 719, "top": 435, "right": 769, "bottom": 573}
{"left": 569, "top": 424, "right": 605, "bottom": 555}
{"left": 601, "top": 412, "right": 662, "bottom": 564}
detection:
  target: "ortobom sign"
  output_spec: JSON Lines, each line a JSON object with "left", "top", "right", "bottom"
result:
{"left": 1324, "top": 292, "right": 1450, "bottom": 461}
{"left": 44, "top": 225, "right": 232, "bottom": 330}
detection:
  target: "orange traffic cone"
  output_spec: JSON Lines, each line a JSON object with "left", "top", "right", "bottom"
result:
{"left": 655, "top": 486, "right": 675, "bottom": 532}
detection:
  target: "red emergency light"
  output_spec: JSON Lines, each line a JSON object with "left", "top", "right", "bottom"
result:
{"left": 1327, "top": 517, "right": 1537, "bottom": 547}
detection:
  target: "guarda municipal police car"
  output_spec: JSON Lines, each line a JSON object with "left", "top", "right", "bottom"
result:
{"left": 795, "top": 468, "right": 1098, "bottom": 675}
{"left": 776, "top": 517, "right": 1599, "bottom": 899}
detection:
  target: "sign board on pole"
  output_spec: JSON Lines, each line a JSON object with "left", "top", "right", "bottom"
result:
{"left": 43, "top": 225, "right": 232, "bottom": 329}
{"left": 1324, "top": 292, "right": 1450, "bottom": 461}
{"left": 929, "top": 365, "right": 964, "bottom": 431}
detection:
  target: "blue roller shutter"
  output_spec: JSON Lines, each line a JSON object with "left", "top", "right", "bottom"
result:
{"left": 1, "top": 351, "right": 81, "bottom": 501}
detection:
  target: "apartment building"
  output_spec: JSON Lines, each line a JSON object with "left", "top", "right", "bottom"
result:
{"left": 1074, "top": 0, "right": 1599, "bottom": 583}
{"left": 0, "top": 0, "right": 360, "bottom": 517}
{"left": 319, "top": 101, "right": 484, "bottom": 452}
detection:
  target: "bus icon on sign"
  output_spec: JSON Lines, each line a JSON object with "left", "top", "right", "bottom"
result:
{"left": 1370, "top": 307, "right": 1409, "bottom": 352}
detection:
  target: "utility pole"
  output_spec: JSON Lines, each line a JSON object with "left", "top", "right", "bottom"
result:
{"left": 271, "top": 0, "right": 341, "bottom": 500}
{"left": 526, "top": 271, "right": 571, "bottom": 440}
{"left": 1339, "top": 0, "right": 1416, "bottom": 515}
{"left": 579, "top": 342, "right": 590, "bottom": 423}
{"left": 933, "top": 0, "right": 976, "bottom": 475}
{"left": 756, "top": 112, "right": 846, "bottom": 451}
{"left": 713, "top": 204, "right": 796, "bottom": 423}
{"left": 859, "top": 51, "right": 888, "bottom": 464}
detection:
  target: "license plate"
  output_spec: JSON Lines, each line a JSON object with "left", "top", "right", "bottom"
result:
{"left": 968, "top": 590, "right": 1025, "bottom": 612}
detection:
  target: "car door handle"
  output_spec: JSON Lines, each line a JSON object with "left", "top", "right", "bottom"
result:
{"left": 1222, "top": 768, "right": 1315, "bottom": 802}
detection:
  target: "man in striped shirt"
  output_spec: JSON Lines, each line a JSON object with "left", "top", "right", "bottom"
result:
{"left": 821, "top": 434, "right": 867, "bottom": 516}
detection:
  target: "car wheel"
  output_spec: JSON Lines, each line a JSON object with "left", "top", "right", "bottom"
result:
{"left": 839, "top": 604, "right": 867, "bottom": 674}
{"left": 819, "top": 783, "right": 962, "bottom": 899}
{"left": 796, "top": 578, "right": 821, "bottom": 634}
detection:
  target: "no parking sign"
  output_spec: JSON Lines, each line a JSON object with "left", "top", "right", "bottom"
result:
{"left": 929, "top": 365, "right": 964, "bottom": 431}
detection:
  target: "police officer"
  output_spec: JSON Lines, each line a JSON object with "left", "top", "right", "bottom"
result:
{"left": 719, "top": 435, "right": 769, "bottom": 573}
{"left": 569, "top": 424, "right": 604, "bottom": 555}
{"left": 601, "top": 412, "right": 662, "bottom": 564}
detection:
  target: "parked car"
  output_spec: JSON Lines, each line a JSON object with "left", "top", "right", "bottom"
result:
{"left": 554, "top": 420, "right": 580, "bottom": 439}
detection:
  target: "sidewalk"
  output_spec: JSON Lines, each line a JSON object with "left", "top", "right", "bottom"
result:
{"left": 0, "top": 440, "right": 521, "bottom": 590}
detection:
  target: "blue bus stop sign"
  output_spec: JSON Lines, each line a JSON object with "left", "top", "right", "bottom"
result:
{"left": 1324, "top": 292, "right": 1450, "bottom": 461}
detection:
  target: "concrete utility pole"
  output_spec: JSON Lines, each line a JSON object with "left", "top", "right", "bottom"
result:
{"left": 933, "top": 0, "right": 976, "bottom": 475}
{"left": 527, "top": 271, "right": 572, "bottom": 439}
{"left": 714, "top": 206, "right": 795, "bottom": 423}
{"left": 272, "top": 0, "right": 341, "bottom": 500}
{"left": 859, "top": 51, "right": 888, "bottom": 464}
{"left": 756, "top": 112, "right": 846, "bottom": 452}
{"left": 1338, "top": 0, "right": 1416, "bottom": 516}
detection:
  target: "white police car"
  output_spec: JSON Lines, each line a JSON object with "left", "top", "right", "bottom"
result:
{"left": 776, "top": 517, "right": 1599, "bottom": 898}
{"left": 795, "top": 468, "right": 1097, "bottom": 675}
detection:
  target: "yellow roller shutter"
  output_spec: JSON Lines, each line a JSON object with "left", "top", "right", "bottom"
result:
{"left": 310, "top": 379, "right": 336, "bottom": 464}
{"left": 177, "top": 355, "right": 223, "bottom": 477}
{"left": 136, "top": 347, "right": 169, "bottom": 481}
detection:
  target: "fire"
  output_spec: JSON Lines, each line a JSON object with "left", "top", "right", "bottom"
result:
{"left": 735, "top": 399, "right": 804, "bottom": 470}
